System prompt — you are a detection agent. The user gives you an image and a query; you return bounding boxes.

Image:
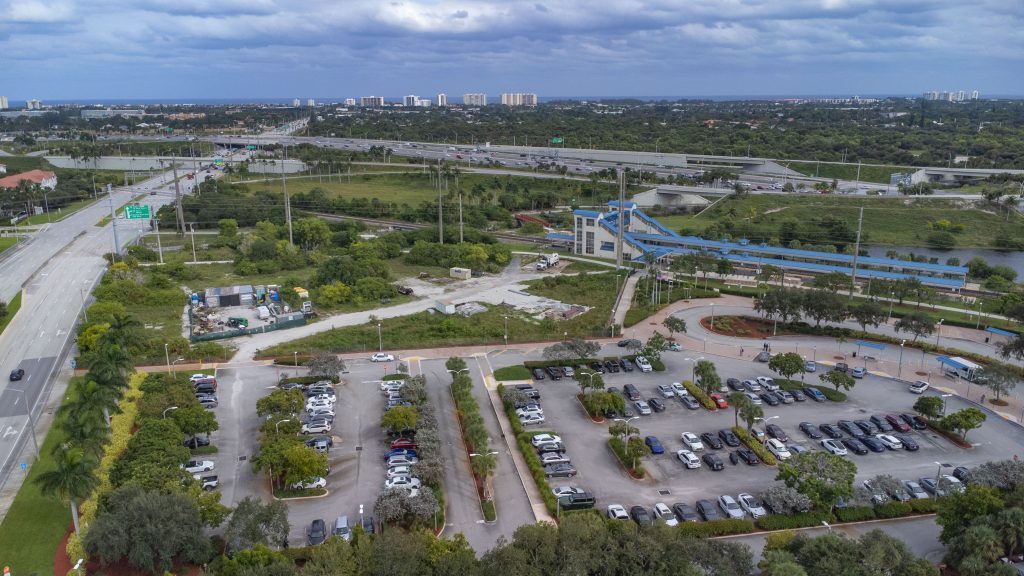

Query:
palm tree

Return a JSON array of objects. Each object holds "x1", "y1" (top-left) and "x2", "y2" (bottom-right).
[
  {"x1": 60, "y1": 379, "x2": 120, "y2": 429},
  {"x1": 104, "y1": 313, "x2": 140, "y2": 349},
  {"x1": 58, "y1": 410, "x2": 107, "y2": 458},
  {"x1": 728, "y1": 392, "x2": 750, "y2": 428},
  {"x1": 86, "y1": 341, "x2": 133, "y2": 391},
  {"x1": 739, "y1": 401, "x2": 764, "y2": 431},
  {"x1": 34, "y1": 446, "x2": 99, "y2": 538},
  {"x1": 993, "y1": 507, "x2": 1024, "y2": 556}
]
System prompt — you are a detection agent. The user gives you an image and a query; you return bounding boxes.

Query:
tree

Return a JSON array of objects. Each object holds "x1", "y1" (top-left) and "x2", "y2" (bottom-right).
[
  {"x1": 574, "y1": 369, "x2": 604, "y2": 395},
  {"x1": 818, "y1": 370, "x2": 855, "y2": 394},
  {"x1": 739, "y1": 399, "x2": 764, "y2": 431},
  {"x1": 281, "y1": 443, "x2": 329, "y2": 487},
  {"x1": 979, "y1": 363, "x2": 1019, "y2": 402},
  {"x1": 936, "y1": 485, "x2": 1005, "y2": 544},
  {"x1": 914, "y1": 396, "x2": 945, "y2": 419},
  {"x1": 694, "y1": 359, "x2": 721, "y2": 394},
  {"x1": 972, "y1": 459, "x2": 1024, "y2": 491},
  {"x1": 946, "y1": 525, "x2": 1004, "y2": 571},
  {"x1": 760, "y1": 550, "x2": 807, "y2": 576},
  {"x1": 940, "y1": 407, "x2": 987, "y2": 441},
  {"x1": 60, "y1": 377, "x2": 120, "y2": 430},
  {"x1": 849, "y1": 300, "x2": 886, "y2": 331},
  {"x1": 761, "y1": 485, "x2": 813, "y2": 515},
  {"x1": 401, "y1": 375, "x2": 428, "y2": 405},
  {"x1": 292, "y1": 217, "x2": 332, "y2": 251},
  {"x1": 470, "y1": 452, "x2": 497, "y2": 479},
  {"x1": 608, "y1": 421, "x2": 638, "y2": 440},
  {"x1": 84, "y1": 485, "x2": 212, "y2": 573},
  {"x1": 757, "y1": 265, "x2": 785, "y2": 287},
  {"x1": 625, "y1": 435, "x2": 651, "y2": 470},
  {"x1": 446, "y1": 356, "x2": 468, "y2": 372},
  {"x1": 223, "y1": 496, "x2": 291, "y2": 553},
  {"x1": 642, "y1": 332, "x2": 668, "y2": 362},
  {"x1": 728, "y1": 391, "x2": 750, "y2": 428},
  {"x1": 306, "y1": 351, "x2": 346, "y2": 379},
  {"x1": 895, "y1": 312, "x2": 936, "y2": 343},
  {"x1": 256, "y1": 388, "x2": 305, "y2": 418},
  {"x1": 892, "y1": 277, "x2": 922, "y2": 305},
  {"x1": 382, "y1": 405, "x2": 418, "y2": 432},
  {"x1": 715, "y1": 257, "x2": 734, "y2": 279},
  {"x1": 34, "y1": 446, "x2": 98, "y2": 538},
  {"x1": 801, "y1": 289, "x2": 847, "y2": 326},
  {"x1": 769, "y1": 352, "x2": 805, "y2": 381},
  {"x1": 776, "y1": 451, "x2": 857, "y2": 510},
  {"x1": 171, "y1": 405, "x2": 220, "y2": 437},
  {"x1": 810, "y1": 272, "x2": 852, "y2": 293},
  {"x1": 663, "y1": 316, "x2": 686, "y2": 339},
  {"x1": 542, "y1": 338, "x2": 600, "y2": 361},
  {"x1": 218, "y1": 218, "x2": 239, "y2": 239}
]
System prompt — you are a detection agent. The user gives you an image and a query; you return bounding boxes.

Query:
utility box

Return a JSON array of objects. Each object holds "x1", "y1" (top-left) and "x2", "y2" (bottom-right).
[
  {"x1": 434, "y1": 299, "x2": 456, "y2": 315},
  {"x1": 450, "y1": 267, "x2": 472, "y2": 280},
  {"x1": 256, "y1": 306, "x2": 271, "y2": 321}
]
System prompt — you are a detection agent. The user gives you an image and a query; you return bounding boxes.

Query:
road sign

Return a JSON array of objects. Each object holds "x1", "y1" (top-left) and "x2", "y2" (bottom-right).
[
  {"x1": 550, "y1": 137, "x2": 563, "y2": 144},
  {"x1": 123, "y1": 204, "x2": 151, "y2": 220},
  {"x1": 214, "y1": 158, "x2": 224, "y2": 165},
  {"x1": 246, "y1": 145, "x2": 256, "y2": 150}
]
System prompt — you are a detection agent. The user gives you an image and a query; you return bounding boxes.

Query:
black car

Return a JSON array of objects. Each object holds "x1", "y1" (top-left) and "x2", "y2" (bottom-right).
[
  {"x1": 727, "y1": 378, "x2": 744, "y2": 391},
  {"x1": 870, "y1": 415, "x2": 894, "y2": 433},
  {"x1": 620, "y1": 359, "x2": 635, "y2": 372},
  {"x1": 860, "y1": 436, "x2": 887, "y2": 453},
  {"x1": 696, "y1": 499, "x2": 721, "y2": 520},
  {"x1": 953, "y1": 466, "x2": 972, "y2": 483},
  {"x1": 607, "y1": 386, "x2": 620, "y2": 396},
  {"x1": 589, "y1": 362, "x2": 606, "y2": 374},
  {"x1": 841, "y1": 437, "x2": 869, "y2": 455},
  {"x1": 672, "y1": 502, "x2": 700, "y2": 522},
  {"x1": 820, "y1": 423, "x2": 844, "y2": 439},
  {"x1": 535, "y1": 442, "x2": 566, "y2": 454},
  {"x1": 308, "y1": 519, "x2": 327, "y2": 546},
  {"x1": 766, "y1": 424, "x2": 789, "y2": 442},
  {"x1": 799, "y1": 422, "x2": 823, "y2": 439},
  {"x1": 9, "y1": 368, "x2": 25, "y2": 381},
  {"x1": 854, "y1": 420, "x2": 879, "y2": 435},
  {"x1": 718, "y1": 429, "x2": 741, "y2": 447},
  {"x1": 700, "y1": 432, "x2": 723, "y2": 450},
  {"x1": 604, "y1": 360, "x2": 620, "y2": 373},
  {"x1": 545, "y1": 366, "x2": 563, "y2": 380},
  {"x1": 679, "y1": 395, "x2": 700, "y2": 410},
  {"x1": 894, "y1": 433, "x2": 919, "y2": 451},
  {"x1": 531, "y1": 368, "x2": 546, "y2": 380},
  {"x1": 305, "y1": 435, "x2": 334, "y2": 448},
  {"x1": 901, "y1": 413, "x2": 928, "y2": 430},
  {"x1": 515, "y1": 384, "x2": 541, "y2": 399},
  {"x1": 834, "y1": 362, "x2": 849, "y2": 373},
  {"x1": 618, "y1": 338, "x2": 642, "y2": 348},
  {"x1": 648, "y1": 398, "x2": 666, "y2": 413},
  {"x1": 630, "y1": 505, "x2": 653, "y2": 526},
  {"x1": 838, "y1": 420, "x2": 865, "y2": 438},
  {"x1": 361, "y1": 515, "x2": 376, "y2": 534},
  {"x1": 184, "y1": 435, "x2": 210, "y2": 449},
  {"x1": 604, "y1": 406, "x2": 621, "y2": 419},
  {"x1": 759, "y1": 392, "x2": 780, "y2": 406},
  {"x1": 702, "y1": 453, "x2": 725, "y2": 471},
  {"x1": 735, "y1": 448, "x2": 760, "y2": 465}
]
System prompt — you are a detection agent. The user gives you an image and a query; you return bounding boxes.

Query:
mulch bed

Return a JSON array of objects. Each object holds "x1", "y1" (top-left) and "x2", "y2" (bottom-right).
[{"x1": 700, "y1": 315, "x2": 797, "y2": 339}]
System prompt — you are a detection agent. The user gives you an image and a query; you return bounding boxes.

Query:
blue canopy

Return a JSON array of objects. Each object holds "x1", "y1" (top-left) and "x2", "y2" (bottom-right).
[
  {"x1": 854, "y1": 340, "x2": 886, "y2": 351},
  {"x1": 986, "y1": 327, "x2": 1018, "y2": 338}
]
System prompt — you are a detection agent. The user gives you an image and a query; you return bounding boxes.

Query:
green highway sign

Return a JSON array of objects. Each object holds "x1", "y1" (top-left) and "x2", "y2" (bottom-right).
[
  {"x1": 550, "y1": 137, "x2": 563, "y2": 144},
  {"x1": 123, "y1": 204, "x2": 151, "y2": 220},
  {"x1": 246, "y1": 145, "x2": 256, "y2": 150}
]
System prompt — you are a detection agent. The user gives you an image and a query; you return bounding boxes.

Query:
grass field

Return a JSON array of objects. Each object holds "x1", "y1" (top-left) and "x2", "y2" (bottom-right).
[
  {"x1": 0, "y1": 237, "x2": 17, "y2": 254},
  {"x1": 783, "y1": 161, "x2": 914, "y2": 184},
  {"x1": 245, "y1": 172, "x2": 443, "y2": 205},
  {"x1": 655, "y1": 194, "x2": 1024, "y2": 249},
  {"x1": 0, "y1": 290, "x2": 23, "y2": 334}
]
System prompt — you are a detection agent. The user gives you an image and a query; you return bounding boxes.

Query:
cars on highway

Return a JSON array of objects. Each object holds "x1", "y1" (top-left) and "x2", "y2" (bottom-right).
[{"x1": 9, "y1": 368, "x2": 25, "y2": 381}]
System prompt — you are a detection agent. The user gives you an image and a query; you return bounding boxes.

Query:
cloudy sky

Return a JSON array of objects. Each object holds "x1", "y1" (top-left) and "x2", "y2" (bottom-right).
[{"x1": 1, "y1": 0, "x2": 1021, "y2": 101}]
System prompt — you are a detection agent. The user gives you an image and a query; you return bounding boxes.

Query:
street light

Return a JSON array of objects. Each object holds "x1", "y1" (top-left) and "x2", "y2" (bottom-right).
[
  {"x1": 377, "y1": 323, "x2": 383, "y2": 352},
  {"x1": 888, "y1": 292, "x2": 895, "y2": 320},
  {"x1": 710, "y1": 303, "x2": 715, "y2": 330},
  {"x1": 821, "y1": 521, "x2": 832, "y2": 532},
  {"x1": 613, "y1": 416, "x2": 641, "y2": 469},
  {"x1": 935, "y1": 319, "x2": 944, "y2": 347},
  {"x1": 294, "y1": 351, "x2": 298, "y2": 367},
  {"x1": 275, "y1": 419, "x2": 293, "y2": 434},
  {"x1": 975, "y1": 299, "x2": 984, "y2": 330},
  {"x1": 165, "y1": 343, "x2": 172, "y2": 374},
  {"x1": 933, "y1": 462, "x2": 953, "y2": 498},
  {"x1": 504, "y1": 315, "x2": 509, "y2": 347},
  {"x1": 684, "y1": 357, "x2": 704, "y2": 383},
  {"x1": 163, "y1": 406, "x2": 179, "y2": 419},
  {"x1": 898, "y1": 340, "x2": 906, "y2": 380},
  {"x1": 940, "y1": 393, "x2": 953, "y2": 417}
]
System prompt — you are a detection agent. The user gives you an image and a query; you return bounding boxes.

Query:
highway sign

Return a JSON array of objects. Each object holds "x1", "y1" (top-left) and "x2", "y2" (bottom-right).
[
  {"x1": 124, "y1": 204, "x2": 151, "y2": 220},
  {"x1": 246, "y1": 145, "x2": 256, "y2": 150},
  {"x1": 550, "y1": 137, "x2": 563, "y2": 144},
  {"x1": 214, "y1": 158, "x2": 224, "y2": 165}
]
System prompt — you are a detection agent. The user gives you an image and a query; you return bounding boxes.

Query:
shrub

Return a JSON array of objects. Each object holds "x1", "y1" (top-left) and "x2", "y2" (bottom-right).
[
  {"x1": 732, "y1": 426, "x2": 777, "y2": 466},
  {"x1": 835, "y1": 506, "x2": 876, "y2": 522},
  {"x1": 383, "y1": 373, "x2": 409, "y2": 381},
  {"x1": 777, "y1": 379, "x2": 847, "y2": 402},
  {"x1": 278, "y1": 375, "x2": 340, "y2": 385},
  {"x1": 524, "y1": 358, "x2": 599, "y2": 370},
  {"x1": 874, "y1": 501, "x2": 913, "y2": 519},
  {"x1": 676, "y1": 518, "x2": 755, "y2": 537},
  {"x1": 494, "y1": 365, "x2": 532, "y2": 381},
  {"x1": 909, "y1": 498, "x2": 939, "y2": 513},
  {"x1": 607, "y1": 437, "x2": 646, "y2": 478},
  {"x1": 756, "y1": 510, "x2": 834, "y2": 530},
  {"x1": 683, "y1": 380, "x2": 716, "y2": 411}
]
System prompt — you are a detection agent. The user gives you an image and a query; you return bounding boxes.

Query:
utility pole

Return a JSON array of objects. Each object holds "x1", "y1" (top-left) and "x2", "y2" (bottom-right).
[
  {"x1": 458, "y1": 190, "x2": 464, "y2": 244},
  {"x1": 281, "y1": 152, "x2": 293, "y2": 245},
  {"x1": 615, "y1": 171, "x2": 625, "y2": 268},
  {"x1": 189, "y1": 222, "x2": 198, "y2": 263},
  {"x1": 849, "y1": 206, "x2": 864, "y2": 300},
  {"x1": 171, "y1": 160, "x2": 185, "y2": 236},
  {"x1": 106, "y1": 184, "x2": 121, "y2": 256},
  {"x1": 437, "y1": 159, "x2": 444, "y2": 245},
  {"x1": 154, "y1": 218, "x2": 164, "y2": 264}
]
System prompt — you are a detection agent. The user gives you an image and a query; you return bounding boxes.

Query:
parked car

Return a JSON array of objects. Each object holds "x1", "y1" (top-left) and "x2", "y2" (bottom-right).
[
  {"x1": 841, "y1": 438, "x2": 869, "y2": 455},
  {"x1": 765, "y1": 439, "x2": 791, "y2": 460},
  {"x1": 790, "y1": 389, "x2": 807, "y2": 402},
  {"x1": 838, "y1": 420, "x2": 865, "y2": 438},
  {"x1": 301, "y1": 421, "x2": 332, "y2": 434},
  {"x1": 854, "y1": 419, "x2": 879, "y2": 435},
  {"x1": 653, "y1": 502, "x2": 679, "y2": 526},
  {"x1": 619, "y1": 359, "x2": 634, "y2": 372},
  {"x1": 657, "y1": 384, "x2": 675, "y2": 398},
  {"x1": 630, "y1": 505, "x2": 653, "y2": 526},
  {"x1": 745, "y1": 392, "x2": 763, "y2": 405},
  {"x1": 9, "y1": 368, "x2": 25, "y2": 381},
  {"x1": 603, "y1": 360, "x2": 620, "y2": 373},
  {"x1": 385, "y1": 476, "x2": 421, "y2": 490},
  {"x1": 588, "y1": 362, "x2": 606, "y2": 374},
  {"x1": 308, "y1": 519, "x2": 327, "y2": 546},
  {"x1": 699, "y1": 432, "x2": 723, "y2": 450},
  {"x1": 644, "y1": 436, "x2": 665, "y2": 455},
  {"x1": 515, "y1": 384, "x2": 540, "y2": 399},
  {"x1": 709, "y1": 393, "x2": 729, "y2": 408},
  {"x1": 820, "y1": 423, "x2": 844, "y2": 439},
  {"x1": 894, "y1": 433, "x2": 919, "y2": 451},
  {"x1": 821, "y1": 439, "x2": 848, "y2": 455},
  {"x1": 634, "y1": 400, "x2": 652, "y2": 416},
  {"x1": 734, "y1": 448, "x2": 760, "y2": 465},
  {"x1": 545, "y1": 366, "x2": 563, "y2": 380},
  {"x1": 799, "y1": 422, "x2": 823, "y2": 439},
  {"x1": 718, "y1": 429, "x2": 741, "y2": 447},
  {"x1": 681, "y1": 432, "x2": 704, "y2": 451},
  {"x1": 901, "y1": 413, "x2": 928, "y2": 430},
  {"x1": 535, "y1": 441, "x2": 566, "y2": 454},
  {"x1": 539, "y1": 452, "x2": 571, "y2": 465},
  {"x1": 552, "y1": 485, "x2": 586, "y2": 498},
  {"x1": 875, "y1": 434, "x2": 904, "y2": 450},
  {"x1": 860, "y1": 436, "x2": 887, "y2": 453},
  {"x1": 648, "y1": 398, "x2": 666, "y2": 413},
  {"x1": 756, "y1": 376, "x2": 778, "y2": 391},
  {"x1": 738, "y1": 492, "x2": 767, "y2": 519},
  {"x1": 909, "y1": 380, "x2": 930, "y2": 394},
  {"x1": 743, "y1": 380, "x2": 762, "y2": 392},
  {"x1": 766, "y1": 424, "x2": 789, "y2": 442},
  {"x1": 618, "y1": 338, "x2": 641, "y2": 348},
  {"x1": 183, "y1": 460, "x2": 215, "y2": 474},
  {"x1": 677, "y1": 449, "x2": 701, "y2": 469},
  {"x1": 531, "y1": 368, "x2": 546, "y2": 380},
  {"x1": 370, "y1": 353, "x2": 395, "y2": 362},
  {"x1": 544, "y1": 463, "x2": 578, "y2": 478},
  {"x1": 754, "y1": 351, "x2": 771, "y2": 362},
  {"x1": 679, "y1": 395, "x2": 700, "y2": 410},
  {"x1": 562, "y1": 366, "x2": 575, "y2": 377},
  {"x1": 672, "y1": 502, "x2": 700, "y2": 522},
  {"x1": 390, "y1": 437, "x2": 417, "y2": 449},
  {"x1": 532, "y1": 434, "x2": 562, "y2": 446},
  {"x1": 885, "y1": 414, "x2": 911, "y2": 433},
  {"x1": 702, "y1": 453, "x2": 725, "y2": 471},
  {"x1": 804, "y1": 387, "x2": 827, "y2": 402},
  {"x1": 634, "y1": 356, "x2": 653, "y2": 372},
  {"x1": 606, "y1": 504, "x2": 629, "y2": 520},
  {"x1": 904, "y1": 480, "x2": 929, "y2": 499},
  {"x1": 834, "y1": 362, "x2": 849, "y2": 373},
  {"x1": 804, "y1": 361, "x2": 817, "y2": 373},
  {"x1": 696, "y1": 499, "x2": 721, "y2": 520},
  {"x1": 953, "y1": 466, "x2": 972, "y2": 484},
  {"x1": 386, "y1": 455, "x2": 418, "y2": 467},
  {"x1": 291, "y1": 476, "x2": 327, "y2": 490},
  {"x1": 184, "y1": 435, "x2": 210, "y2": 449},
  {"x1": 519, "y1": 413, "x2": 545, "y2": 426},
  {"x1": 776, "y1": 390, "x2": 795, "y2": 404},
  {"x1": 852, "y1": 367, "x2": 867, "y2": 378}
]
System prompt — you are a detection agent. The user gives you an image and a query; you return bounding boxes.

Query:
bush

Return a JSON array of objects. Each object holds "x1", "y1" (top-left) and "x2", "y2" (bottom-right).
[
  {"x1": 494, "y1": 365, "x2": 532, "y2": 381},
  {"x1": 383, "y1": 373, "x2": 409, "y2": 381},
  {"x1": 607, "y1": 437, "x2": 646, "y2": 478},
  {"x1": 777, "y1": 379, "x2": 847, "y2": 402},
  {"x1": 874, "y1": 501, "x2": 913, "y2": 519},
  {"x1": 909, "y1": 498, "x2": 939, "y2": 513},
  {"x1": 278, "y1": 375, "x2": 340, "y2": 385},
  {"x1": 756, "y1": 510, "x2": 834, "y2": 530},
  {"x1": 835, "y1": 506, "x2": 876, "y2": 522},
  {"x1": 676, "y1": 518, "x2": 755, "y2": 537},
  {"x1": 524, "y1": 358, "x2": 599, "y2": 370},
  {"x1": 683, "y1": 380, "x2": 716, "y2": 411},
  {"x1": 501, "y1": 397, "x2": 558, "y2": 516},
  {"x1": 732, "y1": 426, "x2": 777, "y2": 466}
]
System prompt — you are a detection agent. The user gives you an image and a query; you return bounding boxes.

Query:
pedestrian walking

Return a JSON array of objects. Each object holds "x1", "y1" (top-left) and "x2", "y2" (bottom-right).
[
  {"x1": 980, "y1": 394, "x2": 986, "y2": 404},
  {"x1": 740, "y1": 347, "x2": 744, "y2": 356}
]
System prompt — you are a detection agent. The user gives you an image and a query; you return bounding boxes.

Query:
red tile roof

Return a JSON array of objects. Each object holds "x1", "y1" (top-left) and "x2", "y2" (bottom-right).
[{"x1": 0, "y1": 169, "x2": 56, "y2": 189}]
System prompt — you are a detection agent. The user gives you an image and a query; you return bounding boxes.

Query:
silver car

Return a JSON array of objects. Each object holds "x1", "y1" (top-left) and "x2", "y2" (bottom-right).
[{"x1": 718, "y1": 495, "x2": 745, "y2": 519}]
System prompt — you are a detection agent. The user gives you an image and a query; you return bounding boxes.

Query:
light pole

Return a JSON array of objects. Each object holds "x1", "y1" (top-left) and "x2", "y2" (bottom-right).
[
  {"x1": 275, "y1": 419, "x2": 292, "y2": 434},
  {"x1": 898, "y1": 340, "x2": 906, "y2": 379},
  {"x1": 189, "y1": 222, "x2": 198, "y2": 263},
  {"x1": 163, "y1": 406, "x2": 179, "y2": 419},
  {"x1": 933, "y1": 462, "x2": 953, "y2": 498},
  {"x1": 377, "y1": 323, "x2": 383, "y2": 352},
  {"x1": 685, "y1": 357, "x2": 704, "y2": 383},
  {"x1": 9, "y1": 389, "x2": 39, "y2": 456},
  {"x1": 447, "y1": 368, "x2": 470, "y2": 378},
  {"x1": 975, "y1": 299, "x2": 983, "y2": 330},
  {"x1": 613, "y1": 416, "x2": 641, "y2": 469},
  {"x1": 935, "y1": 319, "x2": 944, "y2": 347},
  {"x1": 294, "y1": 351, "x2": 298, "y2": 367},
  {"x1": 165, "y1": 343, "x2": 172, "y2": 374},
  {"x1": 74, "y1": 559, "x2": 84, "y2": 576},
  {"x1": 888, "y1": 292, "x2": 895, "y2": 320},
  {"x1": 940, "y1": 393, "x2": 953, "y2": 417},
  {"x1": 504, "y1": 315, "x2": 509, "y2": 347},
  {"x1": 359, "y1": 504, "x2": 364, "y2": 531},
  {"x1": 710, "y1": 303, "x2": 715, "y2": 330},
  {"x1": 821, "y1": 521, "x2": 832, "y2": 532},
  {"x1": 813, "y1": 347, "x2": 817, "y2": 362}
]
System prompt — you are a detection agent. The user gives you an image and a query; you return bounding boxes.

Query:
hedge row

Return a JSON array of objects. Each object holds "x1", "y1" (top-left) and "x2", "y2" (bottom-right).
[
  {"x1": 498, "y1": 385, "x2": 561, "y2": 517},
  {"x1": 524, "y1": 358, "x2": 599, "y2": 369},
  {"x1": 607, "y1": 437, "x2": 647, "y2": 479},
  {"x1": 910, "y1": 498, "x2": 939, "y2": 513},
  {"x1": 683, "y1": 380, "x2": 717, "y2": 411},
  {"x1": 755, "y1": 510, "x2": 834, "y2": 531},
  {"x1": 835, "y1": 506, "x2": 877, "y2": 522},
  {"x1": 874, "y1": 501, "x2": 913, "y2": 519},
  {"x1": 279, "y1": 374, "x2": 340, "y2": 385},
  {"x1": 383, "y1": 373, "x2": 409, "y2": 381},
  {"x1": 732, "y1": 426, "x2": 777, "y2": 466},
  {"x1": 676, "y1": 518, "x2": 755, "y2": 537}
]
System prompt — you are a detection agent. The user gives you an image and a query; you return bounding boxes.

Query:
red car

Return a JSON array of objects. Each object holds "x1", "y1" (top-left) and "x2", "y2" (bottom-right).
[
  {"x1": 885, "y1": 414, "x2": 911, "y2": 433},
  {"x1": 709, "y1": 394, "x2": 729, "y2": 409},
  {"x1": 390, "y1": 438, "x2": 417, "y2": 450}
]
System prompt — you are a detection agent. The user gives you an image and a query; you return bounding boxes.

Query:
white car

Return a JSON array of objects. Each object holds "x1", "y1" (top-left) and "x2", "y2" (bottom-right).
[
  {"x1": 302, "y1": 421, "x2": 332, "y2": 434},
  {"x1": 909, "y1": 380, "x2": 930, "y2": 394},
  {"x1": 653, "y1": 502, "x2": 679, "y2": 526},
  {"x1": 635, "y1": 356, "x2": 653, "y2": 373},
  {"x1": 634, "y1": 400, "x2": 652, "y2": 415},
  {"x1": 765, "y1": 439, "x2": 791, "y2": 460},
  {"x1": 745, "y1": 392, "x2": 763, "y2": 405},
  {"x1": 516, "y1": 406, "x2": 544, "y2": 418},
  {"x1": 718, "y1": 495, "x2": 745, "y2": 519},
  {"x1": 540, "y1": 452, "x2": 571, "y2": 465},
  {"x1": 677, "y1": 449, "x2": 701, "y2": 469},
  {"x1": 290, "y1": 476, "x2": 327, "y2": 490},
  {"x1": 306, "y1": 401, "x2": 334, "y2": 414},
  {"x1": 657, "y1": 384, "x2": 675, "y2": 398},
  {"x1": 386, "y1": 455, "x2": 418, "y2": 467},
  {"x1": 821, "y1": 439, "x2": 847, "y2": 456},
  {"x1": 876, "y1": 434, "x2": 904, "y2": 450},
  {"x1": 371, "y1": 353, "x2": 395, "y2": 362},
  {"x1": 671, "y1": 382, "x2": 688, "y2": 396},
  {"x1": 386, "y1": 465, "x2": 412, "y2": 478},
  {"x1": 552, "y1": 485, "x2": 585, "y2": 498},
  {"x1": 308, "y1": 408, "x2": 336, "y2": 420},
  {"x1": 380, "y1": 380, "x2": 405, "y2": 391},
  {"x1": 532, "y1": 434, "x2": 562, "y2": 447},
  {"x1": 189, "y1": 373, "x2": 210, "y2": 382},
  {"x1": 183, "y1": 460, "x2": 215, "y2": 474},
  {"x1": 384, "y1": 476, "x2": 421, "y2": 490},
  {"x1": 681, "y1": 432, "x2": 704, "y2": 452},
  {"x1": 606, "y1": 504, "x2": 629, "y2": 520},
  {"x1": 756, "y1": 376, "x2": 779, "y2": 391},
  {"x1": 309, "y1": 392, "x2": 337, "y2": 403},
  {"x1": 519, "y1": 413, "x2": 545, "y2": 426},
  {"x1": 738, "y1": 492, "x2": 767, "y2": 519},
  {"x1": 941, "y1": 475, "x2": 966, "y2": 494}
]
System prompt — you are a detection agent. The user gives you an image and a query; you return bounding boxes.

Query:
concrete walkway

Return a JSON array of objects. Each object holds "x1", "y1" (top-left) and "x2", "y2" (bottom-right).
[{"x1": 612, "y1": 273, "x2": 640, "y2": 328}]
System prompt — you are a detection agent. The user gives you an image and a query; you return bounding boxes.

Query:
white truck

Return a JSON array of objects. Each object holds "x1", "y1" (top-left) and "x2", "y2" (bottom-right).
[{"x1": 535, "y1": 253, "x2": 560, "y2": 270}]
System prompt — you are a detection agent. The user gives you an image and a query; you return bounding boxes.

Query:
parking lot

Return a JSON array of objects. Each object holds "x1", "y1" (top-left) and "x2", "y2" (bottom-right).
[{"x1": 489, "y1": 344, "x2": 1024, "y2": 519}]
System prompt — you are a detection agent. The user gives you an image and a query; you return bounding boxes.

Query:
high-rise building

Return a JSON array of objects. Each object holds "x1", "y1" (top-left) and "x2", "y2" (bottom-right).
[
  {"x1": 26, "y1": 99, "x2": 41, "y2": 110},
  {"x1": 360, "y1": 96, "x2": 385, "y2": 107},
  {"x1": 501, "y1": 92, "x2": 538, "y2": 106},
  {"x1": 956, "y1": 90, "x2": 966, "y2": 102},
  {"x1": 0, "y1": 96, "x2": 8, "y2": 110},
  {"x1": 971, "y1": 90, "x2": 980, "y2": 100},
  {"x1": 344, "y1": 98, "x2": 357, "y2": 106},
  {"x1": 307, "y1": 98, "x2": 316, "y2": 107},
  {"x1": 416, "y1": 98, "x2": 432, "y2": 107},
  {"x1": 437, "y1": 93, "x2": 447, "y2": 107},
  {"x1": 463, "y1": 93, "x2": 487, "y2": 106},
  {"x1": 403, "y1": 95, "x2": 418, "y2": 107},
  {"x1": 292, "y1": 98, "x2": 301, "y2": 107}
]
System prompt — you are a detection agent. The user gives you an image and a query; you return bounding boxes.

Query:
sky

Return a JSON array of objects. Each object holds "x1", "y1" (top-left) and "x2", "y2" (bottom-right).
[{"x1": 0, "y1": 0, "x2": 1021, "y2": 101}]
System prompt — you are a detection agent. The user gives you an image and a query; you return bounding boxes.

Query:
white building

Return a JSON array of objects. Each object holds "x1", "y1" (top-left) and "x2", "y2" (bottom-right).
[
  {"x1": 26, "y1": 99, "x2": 41, "y2": 110},
  {"x1": 403, "y1": 95, "x2": 418, "y2": 107},
  {"x1": 463, "y1": 93, "x2": 487, "y2": 106},
  {"x1": 307, "y1": 98, "x2": 316, "y2": 107},
  {"x1": 416, "y1": 98, "x2": 432, "y2": 107},
  {"x1": 436, "y1": 93, "x2": 447, "y2": 107},
  {"x1": 292, "y1": 98, "x2": 301, "y2": 107},
  {"x1": 0, "y1": 96, "x2": 7, "y2": 110},
  {"x1": 344, "y1": 98, "x2": 357, "y2": 106},
  {"x1": 971, "y1": 90, "x2": 980, "y2": 100},
  {"x1": 501, "y1": 92, "x2": 538, "y2": 106},
  {"x1": 360, "y1": 96, "x2": 385, "y2": 107}
]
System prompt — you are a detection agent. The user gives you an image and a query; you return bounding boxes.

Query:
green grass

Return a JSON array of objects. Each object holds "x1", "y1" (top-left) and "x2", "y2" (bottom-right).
[
  {"x1": 17, "y1": 197, "x2": 99, "y2": 226},
  {"x1": 655, "y1": 194, "x2": 1024, "y2": 249},
  {"x1": 0, "y1": 237, "x2": 17, "y2": 254},
  {"x1": 784, "y1": 161, "x2": 914, "y2": 184},
  {"x1": 245, "y1": 172, "x2": 443, "y2": 205},
  {"x1": 482, "y1": 500, "x2": 496, "y2": 522},
  {"x1": 95, "y1": 194, "x2": 147, "y2": 227},
  {"x1": 0, "y1": 290, "x2": 23, "y2": 335},
  {"x1": 494, "y1": 365, "x2": 532, "y2": 381},
  {"x1": 0, "y1": 378, "x2": 84, "y2": 576}
]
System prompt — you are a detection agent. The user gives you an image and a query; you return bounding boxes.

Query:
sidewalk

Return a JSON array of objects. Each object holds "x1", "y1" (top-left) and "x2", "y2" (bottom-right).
[{"x1": 612, "y1": 273, "x2": 640, "y2": 327}]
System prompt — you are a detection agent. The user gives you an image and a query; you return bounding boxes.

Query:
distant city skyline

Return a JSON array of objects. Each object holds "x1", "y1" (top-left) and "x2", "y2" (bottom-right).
[{"x1": 0, "y1": 1, "x2": 1019, "y2": 100}]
